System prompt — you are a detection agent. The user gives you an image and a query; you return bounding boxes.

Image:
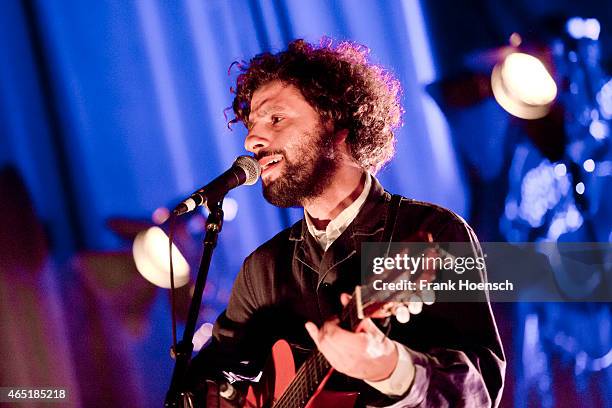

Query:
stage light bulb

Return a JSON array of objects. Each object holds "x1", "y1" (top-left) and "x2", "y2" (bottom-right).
[
  {"x1": 492, "y1": 53, "x2": 557, "y2": 119},
  {"x1": 133, "y1": 226, "x2": 190, "y2": 288},
  {"x1": 502, "y1": 53, "x2": 557, "y2": 105}
]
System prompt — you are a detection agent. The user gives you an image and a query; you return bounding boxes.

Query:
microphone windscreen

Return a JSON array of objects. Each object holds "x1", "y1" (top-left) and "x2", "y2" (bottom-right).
[{"x1": 234, "y1": 155, "x2": 261, "y2": 185}]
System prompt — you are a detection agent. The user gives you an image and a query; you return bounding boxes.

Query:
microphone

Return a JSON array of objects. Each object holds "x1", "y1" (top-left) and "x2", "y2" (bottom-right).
[{"x1": 172, "y1": 156, "x2": 261, "y2": 216}]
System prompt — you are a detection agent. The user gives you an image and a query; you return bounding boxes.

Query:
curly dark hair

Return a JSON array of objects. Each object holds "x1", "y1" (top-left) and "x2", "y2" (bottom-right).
[{"x1": 229, "y1": 39, "x2": 403, "y2": 174}]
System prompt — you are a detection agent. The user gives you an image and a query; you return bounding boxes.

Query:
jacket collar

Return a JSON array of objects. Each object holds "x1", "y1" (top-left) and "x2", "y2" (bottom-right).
[
  {"x1": 289, "y1": 175, "x2": 391, "y2": 241},
  {"x1": 289, "y1": 176, "x2": 392, "y2": 279}
]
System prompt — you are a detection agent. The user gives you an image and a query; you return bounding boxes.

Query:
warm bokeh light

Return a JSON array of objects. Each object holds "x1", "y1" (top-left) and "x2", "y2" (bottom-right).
[
  {"x1": 509, "y1": 32, "x2": 522, "y2": 47},
  {"x1": 502, "y1": 53, "x2": 557, "y2": 105},
  {"x1": 491, "y1": 52, "x2": 558, "y2": 119},
  {"x1": 132, "y1": 226, "x2": 190, "y2": 288},
  {"x1": 152, "y1": 207, "x2": 171, "y2": 224}
]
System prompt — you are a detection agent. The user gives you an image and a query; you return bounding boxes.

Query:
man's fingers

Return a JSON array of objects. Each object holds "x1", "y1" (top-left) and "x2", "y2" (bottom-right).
[
  {"x1": 304, "y1": 318, "x2": 397, "y2": 379},
  {"x1": 305, "y1": 322, "x2": 320, "y2": 346},
  {"x1": 340, "y1": 293, "x2": 352, "y2": 306},
  {"x1": 307, "y1": 319, "x2": 358, "y2": 350}
]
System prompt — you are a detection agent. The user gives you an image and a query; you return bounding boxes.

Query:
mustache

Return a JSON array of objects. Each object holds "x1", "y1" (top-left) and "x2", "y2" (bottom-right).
[{"x1": 255, "y1": 149, "x2": 285, "y2": 161}]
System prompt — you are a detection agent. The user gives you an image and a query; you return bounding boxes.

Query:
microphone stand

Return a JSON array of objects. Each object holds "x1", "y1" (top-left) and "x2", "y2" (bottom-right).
[{"x1": 165, "y1": 197, "x2": 225, "y2": 407}]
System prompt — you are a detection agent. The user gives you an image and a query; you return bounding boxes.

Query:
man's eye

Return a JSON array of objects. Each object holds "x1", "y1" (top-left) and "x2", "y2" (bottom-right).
[{"x1": 271, "y1": 116, "x2": 283, "y2": 125}]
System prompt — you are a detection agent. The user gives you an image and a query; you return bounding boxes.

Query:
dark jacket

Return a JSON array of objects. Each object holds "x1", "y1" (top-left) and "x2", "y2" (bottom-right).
[{"x1": 188, "y1": 177, "x2": 505, "y2": 407}]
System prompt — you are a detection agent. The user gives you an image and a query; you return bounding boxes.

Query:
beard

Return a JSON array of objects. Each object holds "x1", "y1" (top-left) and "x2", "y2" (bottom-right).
[{"x1": 262, "y1": 127, "x2": 339, "y2": 208}]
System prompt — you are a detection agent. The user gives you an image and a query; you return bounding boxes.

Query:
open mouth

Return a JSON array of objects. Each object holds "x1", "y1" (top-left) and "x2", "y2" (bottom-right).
[{"x1": 259, "y1": 154, "x2": 284, "y2": 176}]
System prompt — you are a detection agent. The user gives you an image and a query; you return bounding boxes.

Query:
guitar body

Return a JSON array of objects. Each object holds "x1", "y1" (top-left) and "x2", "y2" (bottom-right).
[{"x1": 244, "y1": 340, "x2": 358, "y2": 408}]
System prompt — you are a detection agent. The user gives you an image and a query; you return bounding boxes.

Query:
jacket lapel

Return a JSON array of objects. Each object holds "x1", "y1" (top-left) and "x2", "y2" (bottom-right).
[{"x1": 293, "y1": 176, "x2": 392, "y2": 287}]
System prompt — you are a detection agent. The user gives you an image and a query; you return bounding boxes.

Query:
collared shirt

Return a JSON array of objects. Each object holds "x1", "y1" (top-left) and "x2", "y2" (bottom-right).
[
  {"x1": 304, "y1": 172, "x2": 414, "y2": 398},
  {"x1": 305, "y1": 172, "x2": 372, "y2": 251}
]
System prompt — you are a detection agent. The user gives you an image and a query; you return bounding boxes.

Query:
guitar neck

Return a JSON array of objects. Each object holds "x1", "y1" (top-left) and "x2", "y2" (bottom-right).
[{"x1": 273, "y1": 297, "x2": 362, "y2": 408}]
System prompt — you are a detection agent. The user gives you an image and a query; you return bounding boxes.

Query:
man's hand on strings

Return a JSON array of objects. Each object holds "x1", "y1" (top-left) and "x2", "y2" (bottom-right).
[{"x1": 304, "y1": 293, "x2": 399, "y2": 382}]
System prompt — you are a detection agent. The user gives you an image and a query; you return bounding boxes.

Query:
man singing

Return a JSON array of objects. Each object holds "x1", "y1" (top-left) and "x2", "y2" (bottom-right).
[{"x1": 187, "y1": 39, "x2": 505, "y2": 407}]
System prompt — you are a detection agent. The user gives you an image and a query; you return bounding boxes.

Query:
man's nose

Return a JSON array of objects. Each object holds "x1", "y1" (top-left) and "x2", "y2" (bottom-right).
[{"x1": 244, "y1": 130, "x2": 269, "y2": 154}]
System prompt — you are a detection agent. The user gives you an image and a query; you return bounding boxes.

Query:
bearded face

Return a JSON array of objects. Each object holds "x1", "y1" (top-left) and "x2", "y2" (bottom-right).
[
  {"x1": 245, "y1": 81, "x2": 342, "y2": 207},
  {"x1": 260, "y1": 125, "x2": 338, "y2": 208}
]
